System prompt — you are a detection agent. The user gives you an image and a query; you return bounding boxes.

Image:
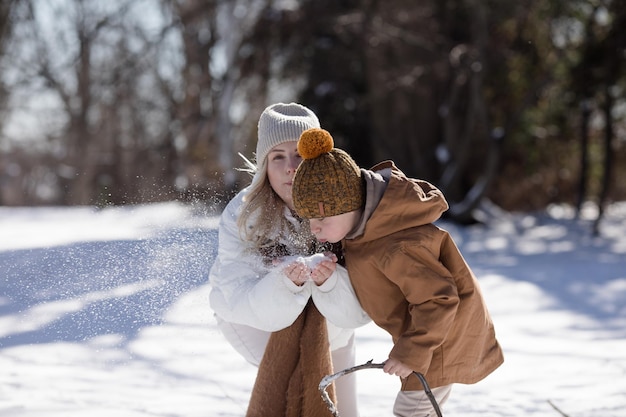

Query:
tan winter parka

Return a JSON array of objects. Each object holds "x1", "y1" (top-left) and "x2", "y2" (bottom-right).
[{"x1": 344, "y1": 161, "x2": 504, "y2": 390}]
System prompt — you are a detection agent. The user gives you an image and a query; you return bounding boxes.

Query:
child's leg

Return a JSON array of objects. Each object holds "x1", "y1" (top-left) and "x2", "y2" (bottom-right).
[
  {"x1": 330, "y1": 334, "x2": 360, "y2": 417},
  {"x1": 392, "y1": 384, "x2": 452, "y2": 417}
]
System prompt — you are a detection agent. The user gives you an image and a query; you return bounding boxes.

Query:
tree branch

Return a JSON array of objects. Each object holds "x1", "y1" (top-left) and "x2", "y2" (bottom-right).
[
  {"x1": 319, "y1": 360, "x2": 384, "y2": 417},
  {"x1": 547, "y1": 400, "x2": 570, "y2": 417},
  {"x1": 319, "y1": 360, "x2": 443, "y2": 417}
]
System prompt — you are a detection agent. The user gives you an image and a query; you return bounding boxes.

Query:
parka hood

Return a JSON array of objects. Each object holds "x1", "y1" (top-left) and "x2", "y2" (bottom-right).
[{"x1": 349, "y1": 161, "x2": 449, "y2": 243}]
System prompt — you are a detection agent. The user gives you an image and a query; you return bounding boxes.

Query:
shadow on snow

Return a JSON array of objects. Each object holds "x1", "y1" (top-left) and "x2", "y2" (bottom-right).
[{"x1": 0, "y1": 227, "x2": 218, "y2": 349}]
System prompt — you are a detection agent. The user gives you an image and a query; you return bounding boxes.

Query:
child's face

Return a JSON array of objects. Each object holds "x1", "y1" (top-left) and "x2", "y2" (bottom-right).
[{"x1": 309, "y1": 210, "x2": 360, "y2": 243}]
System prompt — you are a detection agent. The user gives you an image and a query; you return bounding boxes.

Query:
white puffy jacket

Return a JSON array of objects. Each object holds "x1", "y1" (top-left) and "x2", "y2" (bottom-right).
[{"x1": 209, "y1": 188, "x2": 370, "y2": 352}]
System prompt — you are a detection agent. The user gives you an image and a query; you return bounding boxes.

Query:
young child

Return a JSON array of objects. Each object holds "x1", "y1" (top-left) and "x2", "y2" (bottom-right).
[{"x1": 291, "y1": 128, "x2": 504, "y2": 417}]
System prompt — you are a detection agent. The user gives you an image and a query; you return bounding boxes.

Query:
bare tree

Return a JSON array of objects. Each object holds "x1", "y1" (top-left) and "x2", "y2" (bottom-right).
[
  {"x1": 3, "y1": 0, "x2": 187, "y2": 205},
  {"x1": 2, "y1": 0, "x2": 302, "y2": 206},
  {"x1": 571, "y1": 0, "x2": 625, "y2": 234},
  {"x1": 160, "y1": 0, "x2": 332, "y2": 207},
  {"x1": 2, "y1": 0, "x2": 623, "y2": 211}
]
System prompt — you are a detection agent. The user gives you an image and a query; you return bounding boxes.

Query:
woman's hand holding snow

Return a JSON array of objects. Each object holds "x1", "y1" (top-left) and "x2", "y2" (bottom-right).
[
  {"x1": 277, "y1": 252, "x2": 370, "y2": 330},
  {"x1": 278, "y1": 253, "x2": 336, "y2": 286},
  {"x1": 311, "y1": 252, "x2": 338, "y2": 285},
  {"x1": 210, "y1": 192, "x2": 368, "y2": 333}
]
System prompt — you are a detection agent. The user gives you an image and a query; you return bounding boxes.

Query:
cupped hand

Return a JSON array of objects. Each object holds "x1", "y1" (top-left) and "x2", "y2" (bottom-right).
[
  {"x1": 281, "y1": 252, "x2": 338, "y2": 286},
  {"x1": 282, "y1": 261, "x2": 311, "y2": 286},
  {"x1": 310, "y1": 252, "x2": 338, "y2": 285}
]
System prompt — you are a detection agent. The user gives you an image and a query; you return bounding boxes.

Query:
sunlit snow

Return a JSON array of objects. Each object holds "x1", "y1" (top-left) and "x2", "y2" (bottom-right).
[{"x1": 0, "y1": 201, "x2": 624, "y2": 416}]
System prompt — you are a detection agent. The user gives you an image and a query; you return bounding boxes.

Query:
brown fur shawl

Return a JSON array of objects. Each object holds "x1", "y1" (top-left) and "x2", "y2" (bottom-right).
[{"x1": 246, "y1": 300, "x2": 336, "y2": 417}]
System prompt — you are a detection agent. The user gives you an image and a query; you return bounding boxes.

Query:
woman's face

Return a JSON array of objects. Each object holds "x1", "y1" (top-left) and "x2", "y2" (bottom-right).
[{"x1": 266, "y1": 141, "x2": 302, "y2": 210}]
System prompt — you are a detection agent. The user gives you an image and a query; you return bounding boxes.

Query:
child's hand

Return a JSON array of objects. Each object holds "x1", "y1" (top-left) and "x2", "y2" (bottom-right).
[{"x1": 383, "y1": 358, "x2": 413, "y2": 378}]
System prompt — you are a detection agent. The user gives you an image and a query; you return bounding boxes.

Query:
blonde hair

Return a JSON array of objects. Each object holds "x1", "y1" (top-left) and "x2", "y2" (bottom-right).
[{"x1": 236, "y1": 155, "x2": 312, "y2": 254}]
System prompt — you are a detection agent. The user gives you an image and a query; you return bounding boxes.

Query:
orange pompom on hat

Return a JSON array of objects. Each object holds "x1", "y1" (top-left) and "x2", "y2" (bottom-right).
[{"x1": 293, "y1": 128, "x2": 364, "y2": 219}]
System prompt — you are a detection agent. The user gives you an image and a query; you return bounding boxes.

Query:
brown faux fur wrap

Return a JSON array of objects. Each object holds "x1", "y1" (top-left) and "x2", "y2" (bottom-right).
[{"x1": 246, "y1": 300, "x2": 336, "y2": 417}]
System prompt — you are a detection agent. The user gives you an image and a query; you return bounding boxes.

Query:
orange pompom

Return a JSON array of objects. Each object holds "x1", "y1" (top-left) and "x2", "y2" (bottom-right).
[{"x1": 298, "y1": 128, "x2": 334, "y2": 160}]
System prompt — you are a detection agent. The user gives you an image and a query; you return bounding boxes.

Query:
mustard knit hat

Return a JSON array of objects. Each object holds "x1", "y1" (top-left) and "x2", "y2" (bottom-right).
[
  {"x1": 256, "y1": 103, "x2": 320, "y2": 166},
  {"x1": 293, "y1": 128, "x2": 364, "y2": 219}
]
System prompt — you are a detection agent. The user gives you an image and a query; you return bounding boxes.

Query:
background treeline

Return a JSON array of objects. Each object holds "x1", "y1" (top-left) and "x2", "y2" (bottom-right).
[{"x1": 0, "y1": 0, "x2": 624, "y2": 225}]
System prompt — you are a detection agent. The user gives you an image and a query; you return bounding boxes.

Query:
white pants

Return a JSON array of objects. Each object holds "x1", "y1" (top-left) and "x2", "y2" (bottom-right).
[
  {"x1": 217, "y1": 318, "x2": 360, "y2": 417},
  {"x1": 393, "y1": 384, "x2": 452, "y2": 417}
]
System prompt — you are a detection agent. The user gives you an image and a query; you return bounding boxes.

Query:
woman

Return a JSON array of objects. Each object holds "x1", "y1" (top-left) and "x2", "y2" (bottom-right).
[{"x1": 209, "y1": 103, "x2": 370, "y2": 417}]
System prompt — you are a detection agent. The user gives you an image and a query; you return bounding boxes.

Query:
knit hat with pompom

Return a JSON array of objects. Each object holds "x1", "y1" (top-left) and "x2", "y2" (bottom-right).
[{"x1": 292, "y1": 128, "x2": 364, "y2": 219}]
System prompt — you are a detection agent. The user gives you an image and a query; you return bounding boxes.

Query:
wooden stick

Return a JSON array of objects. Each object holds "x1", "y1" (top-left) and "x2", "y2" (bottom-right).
[
  {"x1": 319, "y1": 360, "x2": 443, "y2": 417},
  {"x1": 548, "y1": 400, "x2": 571, "y2": 417},
  {"x1": 319, "y1": 360, "x2": 384, "y2": 416}
]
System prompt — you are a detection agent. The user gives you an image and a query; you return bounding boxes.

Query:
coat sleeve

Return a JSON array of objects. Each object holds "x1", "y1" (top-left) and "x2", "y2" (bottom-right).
[
  {"x1": 208, "y1": 194, "x2": 310, "y2": 332},
  {"x1": 311, "y1": 265, "x2": 371, "y2": 329},
  {"x1": 383, "y1": 239, "x2": 460, "y2": 374}
]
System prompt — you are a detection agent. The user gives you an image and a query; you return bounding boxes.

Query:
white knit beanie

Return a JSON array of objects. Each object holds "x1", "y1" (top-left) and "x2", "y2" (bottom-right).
[{"x1": 256, "y1": 103, "x2": 320, "y2": 166}]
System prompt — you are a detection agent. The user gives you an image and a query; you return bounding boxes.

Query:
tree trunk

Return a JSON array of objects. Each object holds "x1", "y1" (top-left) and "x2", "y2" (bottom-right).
[{"x1": 575, "y1": 100, "x2": 592, "y2": 218}]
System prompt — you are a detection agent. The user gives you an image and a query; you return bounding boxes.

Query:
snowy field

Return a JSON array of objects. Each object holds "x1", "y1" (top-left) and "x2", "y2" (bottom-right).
[{"x1": 0, "y1": 201, "x2": 625, "y2": 417}]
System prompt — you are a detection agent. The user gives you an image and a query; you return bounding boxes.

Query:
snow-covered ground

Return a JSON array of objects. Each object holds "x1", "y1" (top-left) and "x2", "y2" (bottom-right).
[{"x1": 0, "y1": 201, "x2": 624, "y2": 417}]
